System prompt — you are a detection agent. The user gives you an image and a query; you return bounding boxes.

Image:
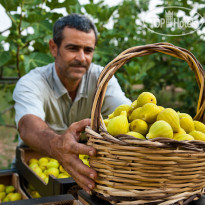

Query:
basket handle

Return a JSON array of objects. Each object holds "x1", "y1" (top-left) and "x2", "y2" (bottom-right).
[{"x1": 91, "y1": 42, "x2": 205, "y2": 132}]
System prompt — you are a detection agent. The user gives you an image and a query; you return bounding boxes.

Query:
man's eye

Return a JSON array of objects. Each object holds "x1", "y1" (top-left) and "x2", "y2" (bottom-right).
[
  {"x1": 85, "y1": 48, "x2": 94, "y2": 53},
  {"x1": 69, "y1": 47, "x2": 78, "y2": 51}
]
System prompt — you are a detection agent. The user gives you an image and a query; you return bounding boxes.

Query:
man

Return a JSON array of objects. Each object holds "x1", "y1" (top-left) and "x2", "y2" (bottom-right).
[{"x1": 13, "y1": 14, "x2": 131, "y2": 194}]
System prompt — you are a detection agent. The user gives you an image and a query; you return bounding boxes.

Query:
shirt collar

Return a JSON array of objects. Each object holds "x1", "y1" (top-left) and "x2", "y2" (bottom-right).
[{"x1": 52, "y1": 63, "x2": 88, "y2": 99}]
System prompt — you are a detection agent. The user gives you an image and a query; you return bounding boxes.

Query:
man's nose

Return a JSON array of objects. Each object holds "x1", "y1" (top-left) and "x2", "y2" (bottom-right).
[{"x1": 75, "y1": 49, "x2": 86, "y2": 62}]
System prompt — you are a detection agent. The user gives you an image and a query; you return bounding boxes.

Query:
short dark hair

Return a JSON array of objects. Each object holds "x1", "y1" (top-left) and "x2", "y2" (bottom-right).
[{"x1": 53, "y1": 13, "x2": 98, "y2": 47}]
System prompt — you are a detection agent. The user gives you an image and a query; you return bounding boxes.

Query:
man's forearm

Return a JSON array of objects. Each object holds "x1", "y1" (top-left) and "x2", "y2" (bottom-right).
[{"x1": 18, "y1": 114, "x2": 60, "y2": 157}]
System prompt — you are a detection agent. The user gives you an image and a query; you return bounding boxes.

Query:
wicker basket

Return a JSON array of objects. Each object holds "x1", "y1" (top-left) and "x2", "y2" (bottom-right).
[{"x1": 86, "y1": 42, "x2": 205, "y2": 205}]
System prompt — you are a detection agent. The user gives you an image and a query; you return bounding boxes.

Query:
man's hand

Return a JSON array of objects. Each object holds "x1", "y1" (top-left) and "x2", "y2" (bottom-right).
[{"x1": 50, "y1": 118, "x2": 97, "y2": 194}]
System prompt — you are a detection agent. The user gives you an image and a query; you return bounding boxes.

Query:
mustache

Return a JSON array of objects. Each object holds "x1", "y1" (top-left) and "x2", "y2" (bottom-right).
[{"x1": 69, "y1": 60, "x2": 88, "y2": 68}]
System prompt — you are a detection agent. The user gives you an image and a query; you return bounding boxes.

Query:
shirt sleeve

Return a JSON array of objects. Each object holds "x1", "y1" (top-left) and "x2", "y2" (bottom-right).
[
  {"x1": 101, "y1": 74, "x2": 132, "y2": 118},
  {"x1": 13, "y1": 79, "x2": 45, "y2": 128}
]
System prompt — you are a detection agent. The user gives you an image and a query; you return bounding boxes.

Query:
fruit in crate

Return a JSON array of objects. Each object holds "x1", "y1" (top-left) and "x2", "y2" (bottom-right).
[
  {"x1": 0, "y1": 184, "x2": 22, "y2": 202},
  {"x1": 28, "y1": 155, "x2": 90, "y2": 183},
  {"x1": 104, "y1": 91, "x2": 205, "y2": 142},
  {"x1": 27, "y1": 184, "x2": 41, "y2": 198},
  {"x1": 28, "y1": 157, "x2": 71, "y2": 183}
]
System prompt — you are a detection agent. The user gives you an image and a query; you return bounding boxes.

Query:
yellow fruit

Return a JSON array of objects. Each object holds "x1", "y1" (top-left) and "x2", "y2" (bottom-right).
[
  {"x1": 157, "y1": 108, "x2": 180, "y2": 132},
  {"x1": 147, "y1": 120, "x2": 173, "y2": 139},
  {"x1": 31, "y1": 191, "x2": 41, "y2": 198},
  {"x1": 189, "y1": 130, "x2": 205, "y2": 141},
  {"x1": 8, "y1": 193, "x2": 22, "y2": 201},
  {"x1": 29, "y1": 158, "x2": 38, "y2": 165},
  {"x1": 39, "y1": 161, "x2": 48, "y2": 171},
  {"x1": 45, "y1": 167, "x2": 59, "y2": 178},
  {"x1": 113, "y1": 104, "x2": 132, "y2": 117},
  {"x1": 3, "y1": 196, "x2": 10, "y2": 202},
  {"x1": 158, "y1": 106, "x2": 165, "y2": 112},
  {"x1": 126, "y1": 131, "x2": 146, "y2": 139},
  {"x1": 173, "y1": 134, "x2": 194, "y2": 141},
  {"x1": 46, "y1": 161, "x2": 59, "y2": 169},
  {"x1": 103, "y1": 119, "x2": 109, "y2": 127},
  {"x1": 32, "y1": 166, "x2": 43, "y2": 176},
  {"x1": 173, "y1": 128, "x2": 186, "y2": 138},
  {"x1": 82, "y1": 159, "x2": 90, "y2": 167},
  {"x1": 130, "y1": 100, "x2": 138, "y2": 110},
  {"x1": 129, "y1": 107, "x2": 141, "y2": 121},
  {"x1": 0, "y1": 192, "x2": 6, "y2": 200},
  {"x1": 29, "y1": 162, "x2": 38, "y2": 169},
  {"x1": 0, "y1": 184, "x2": 5, "y2": 192},
  {"x1": 107, "y1": 111, "x2": 129, "y2": 136},
  {"x1": 59, "y1": 165, "x2": 66, "y2": 173},
  {"x1": 138, "y1": 103, "x2": 160, "y2": 124},
  {"x1": 137, "y1": 92, "x2": 157, "y2": 107},
  {"x1": 180, "y1": 117, "x2": 195, "y2": 133},
  {"x1": 44, "y1": 176, "x2": 49, "y2": 184},
  {"x1": 108, "y1": 112, "x2": 115, "y2": 119},
  {"x1": 58, "y1": 173, "x2": 70, "y2": 179},
  {"x1": 130, "y1": 119, "x2": 148, "y2": 135},
  {"x1": 193, "y1": 120, "x2": 205, "y2": 134},
  {"x1": 39, "y1": 172, "x2": 47, "y2": 181},
  {"x1": 177, "y1": 112, "x2": 192, "y2": 120},
  {"x1": 38, "y1": 157, "x2": 48, "y2": 164},
  {"x1": 5, "y1": 186, "x2": 15, "y2": 194}
]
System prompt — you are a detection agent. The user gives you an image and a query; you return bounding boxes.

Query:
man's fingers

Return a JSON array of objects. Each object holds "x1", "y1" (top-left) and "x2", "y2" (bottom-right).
[
  {"x1": 69, "y1": 142, "x2": 96, "y2": 156},
  {"x1": 69, "y1": 118, "x2": 91, "y2": 134},
  {"x1": 64, "y1": 158, "x2": 97, "y2": 193}
]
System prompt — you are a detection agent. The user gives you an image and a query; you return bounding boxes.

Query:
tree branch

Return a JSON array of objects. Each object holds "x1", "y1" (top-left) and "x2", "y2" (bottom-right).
[{"x1": 0, "y1": 124, "x2": 17, "y2": 129}]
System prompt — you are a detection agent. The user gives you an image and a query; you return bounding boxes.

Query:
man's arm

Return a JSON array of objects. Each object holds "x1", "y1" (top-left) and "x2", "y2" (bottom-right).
[{"x1": 18, "y1": 114, "x2": 97, "y2": 193}]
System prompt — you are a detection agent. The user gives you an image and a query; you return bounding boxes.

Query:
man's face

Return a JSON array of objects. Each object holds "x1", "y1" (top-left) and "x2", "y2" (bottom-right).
[{"x1": 52, "y1": 27, "x2": 96, "y2": 82}]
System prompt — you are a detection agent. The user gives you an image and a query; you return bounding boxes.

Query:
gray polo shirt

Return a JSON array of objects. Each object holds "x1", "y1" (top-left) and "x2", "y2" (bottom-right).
[{"x1": 13, "y1": 62, "x2": 131, "y2": 134}]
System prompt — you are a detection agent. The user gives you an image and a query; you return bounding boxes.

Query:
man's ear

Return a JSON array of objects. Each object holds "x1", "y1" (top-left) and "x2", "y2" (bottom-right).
[{"x1": 49, "y1": 39, "x2": 58, "y2": 58}]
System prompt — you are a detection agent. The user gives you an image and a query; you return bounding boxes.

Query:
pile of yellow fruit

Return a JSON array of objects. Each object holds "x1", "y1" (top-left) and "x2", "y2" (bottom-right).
[
  {"x1": 28, "y1": 155, "x2": 90, "y2": 184},
  {"x1": 104, "y1": 92, "x2": 205, "y2": 141},
  {"x1": 0, "y1": 184, "x2": 22, "y2": 202},
  {"x1": 26, "y1": 184, "x2": 41, "y2": 198}
]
